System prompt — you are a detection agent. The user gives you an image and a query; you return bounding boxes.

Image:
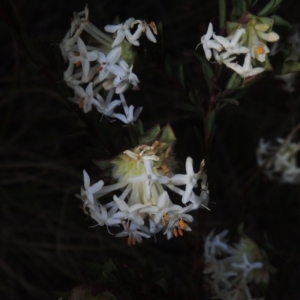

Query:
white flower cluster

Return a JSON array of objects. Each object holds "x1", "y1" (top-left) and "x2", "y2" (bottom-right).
[
  {"x1": 59, "y1": 5, "x2": 157, "y2": 123},
  {"x1": 197, "y1": 21, "x2": 279, "y2": 78},
  {"x1": 257, "y1": 137, "x2": 300, "y2": 183},
  {"x1": 78, "y1": 144, "x2": 209, "y2": 245},
  {"x1": 204, "y1": 230, "x2": 267, "y2": 300}
]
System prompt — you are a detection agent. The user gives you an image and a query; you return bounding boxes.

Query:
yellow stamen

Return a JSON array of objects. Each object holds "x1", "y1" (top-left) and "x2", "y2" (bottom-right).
[
  {"x1": 179, "y1": 219, "x2": 185, "y2": 229},
  {"x1": 173, "y1": 228, "x2": 178, "y2": 237},
  {"x1": 255, "y1": 46, "x2": 265, "y2": 55},
  {"x1": 178, "y1": 228, "x2": 183, "y2": 236}
]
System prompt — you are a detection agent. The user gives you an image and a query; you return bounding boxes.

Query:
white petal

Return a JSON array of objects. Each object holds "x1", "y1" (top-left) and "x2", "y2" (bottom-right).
[
  {"x1": 205, "y1": 22, "x2": 213, "y2": 40},
  {"x1": 83, "y1": 169, "x2": 90, "y2": 190},
  {"x1": 104, "y1": 24, "x2": 122, "y2": 33},
  {"x1": 145, "y1": 27, "x2": 157, "y2": 43},
  {"x1": 107, "y1": 47, "x2": 122, "y2": 64}
]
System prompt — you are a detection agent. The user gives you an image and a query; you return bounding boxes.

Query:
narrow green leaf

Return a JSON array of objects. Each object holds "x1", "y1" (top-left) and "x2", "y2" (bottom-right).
[
  {"x1": 178, "y1": 63, "x2": 186, "y2": 89},
  {"x1": 206, "y1": 111, "x2": 216, "y2": 136},
  {"x1": 271, "y1": 14, "x2": 292, "y2": 30},
  {"x1": 216, "y1": 98, "x2": 239, "y2": 105},
  {"x1": 231, "y1": 0, "x2": 247, "y2": 17},
  {"x1": 194, "y1": 52, "x2": 214, "y2": 94},
  {"x1": 139, "y1": 124, "x2": 161, "y2": 144},
  {"x1": 159, "y1": 124, "x2": 176, "y2": 144},
  {"x1": 226, "y1": 72, "x2": 242, "y2": 90},
  {"x1": 257, "y1": 0, "x2": 282, "y2": 16},
  {"x1": 275, "y1": 61, "x2": 300, "y2": 75},
  {"x1": 219, "y1": 0, "x2": 227, "y2": 29}
]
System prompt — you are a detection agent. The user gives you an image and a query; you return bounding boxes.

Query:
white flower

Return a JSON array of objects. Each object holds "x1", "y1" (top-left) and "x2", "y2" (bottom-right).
[
  {"x1": 93, "y1": 89, "x2": 121, "y2": 118},
  {"x1": 113, "y1": 93, "x2": 142, "y2": 124},
  {"x1": 69, "y1": 37, "x2": 98, "y2": 82},
  {"x1": 225, "y1": 52, "x2": 265, "y2": 78},
  {"x1": 127, "y1": 159, "x2": 170, "y2": 201},
  {"x1": 63, "y1": 63, "x2": 81, "y2": 87},
  {"x1": 72, "y1": 82, "x2": 97, "y2": 112},
  {"x1": 95, "y1": 47, "x2": 125, "y2": 82},
  {"x1": 82, "y1": 169, "x2": 104, "y2": 204},
  {"x1": 105, "y1": 18, "x2": 138, "y2": 47},
  {"x1": 196, "y1": 22, "x2": 223, "y2": 61},
  {"x1": 213, "y1": 28, "x2": 249, "y2": 60},
  {"x1": 131, "y1": 20, "x2": 157, "y2": 43},
  {"x1": 115, "y1": 221, "x2": 151, "y2": 245},
  {"x1": 257, "y1": 137, "x2": 300, "y2": 183},
  {"x1": 170, "y1": 157, "x2": 201, "y2": 204},
  {"x1": 232, "y1": 253, "x2": 263, "y2": 279},
  {"x1": 112, "y1": 195, "x2": 146, "y2": 225}
]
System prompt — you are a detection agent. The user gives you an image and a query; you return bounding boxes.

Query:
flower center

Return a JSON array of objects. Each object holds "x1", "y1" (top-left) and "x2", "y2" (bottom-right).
[{"x1": 255, "y1": 46, "x2": 265, "y2": 55}]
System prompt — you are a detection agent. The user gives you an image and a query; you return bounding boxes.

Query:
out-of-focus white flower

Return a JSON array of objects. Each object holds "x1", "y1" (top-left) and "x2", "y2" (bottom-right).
[
  {"x1": 131, "y1": 20, "x2": 157, "y2": 43},
  {"x1": 257, "y1": 137, "x2": 300, "y2": 183},
  {"x1": 204, "y1": 230, "x2": 274, "y2": 300},
  {"x1": 225, "y1": 52, "x2": 264, "y2": 78}
]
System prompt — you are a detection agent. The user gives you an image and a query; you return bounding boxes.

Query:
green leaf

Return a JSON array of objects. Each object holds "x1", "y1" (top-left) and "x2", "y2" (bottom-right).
[
  {"x1": 93, "y1": 159, "x2": 111, "y2": 170},
  {"x1": 194, "y1": 52, "x2": 214, "y2": 94},
  {"x1": 139, "y1": 124, "x2": 161, "y2": 144},
  {"x1": 231, "y1": 0, "x2": 247, "y2": 17},
  {"x1": 271, "y1": 14, "x2": 292, "y2": 30},
  {"x1": 178, "y1": 63, "x2": 186, "y2": 89},
  {"x1": 159, "y1": 124, "x2": 176, "y2": 144},
  {"x1": 205, "y1": 111, "x2": 216, "y2": 136},
  {"x1": 226, "y1": 72, "x2": 243, "y2": 90},
  {"x1": 136, "y1": 120, "x2": 144, "y2": 135},
  {"x1": 226, "y1": 21, "x2": 240, "y2": 35},
  {"x1": 275, "y1": 60, "x2": 300, "y2": 75},
  {"x1": 219, "y1": 0, "x2": 227, "y2": 29},
  {"x1": 257, "y1": 0, "x2": 282, "y2": 16},
  {"x1": 216, "y1": 98, "x2": 239, "y2": 105},
  {"x1": 165, "y1": 55, "x2": 172, "y2": 77}
]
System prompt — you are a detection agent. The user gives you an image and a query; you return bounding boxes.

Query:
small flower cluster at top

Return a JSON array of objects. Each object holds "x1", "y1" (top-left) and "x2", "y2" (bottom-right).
[
  {"x1": 204, "y1": 230, "x2": 274, "y2": 300},
  {"x1": 59, "y1": 5, "x2": 157, "y2": 123},
  {"x1": 257, "y1": 137, "x2": 300, "y2": 184},
  {"x1": 197, "y1": 15, "x2": 279, "y2": 78},
  {"x1": 77, "y1": 129, "x2": 209, "y2": 245}
]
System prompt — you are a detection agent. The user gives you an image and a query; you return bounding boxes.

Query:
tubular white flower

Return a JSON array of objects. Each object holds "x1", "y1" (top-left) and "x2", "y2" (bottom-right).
[
  {"x1": 69, "y1": 37, "x2": 98, "y2": 82},
  {"x1": 196, "y1": 22, "x2": 223, "y2": 61},
  {"x1": 225, "y1": 52, "x2": 265, "y2": 78}
]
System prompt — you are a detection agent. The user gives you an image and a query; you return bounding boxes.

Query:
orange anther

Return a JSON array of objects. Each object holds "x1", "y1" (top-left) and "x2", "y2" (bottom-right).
[
  {"x1": 76, "y1": 61, "x2": 82, "y2": 67},
  {"x1": 178, "y1": 228, "x2": 183, "y2": 236},
  {"x1": 132, "y1": 237, "x2": 136, "y2": 245},
  {"x1": 97, "y1": 66, "x2": 103, "y2": 72},
  {"x1": 162, "y1": 218, "x2": 166, "y2": 226},
  {"x1": 179, "y1": 219, "x2": 185, "y2": 229},
  {"x1": 163, "y1": 213, "x2": 169, "y2": 220},
  {"x1": 173, "y1": 228, "x2": 178, "y2": 237},
  {"x1": 255, "y1": 46, "x2": 265, "y2": 55},
  {"x1": 127, "y1": 236, "x2": 132, "y2": 246},
  {"x1": 79, "y1": 97, "x2": 85, "y2": 109}
]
